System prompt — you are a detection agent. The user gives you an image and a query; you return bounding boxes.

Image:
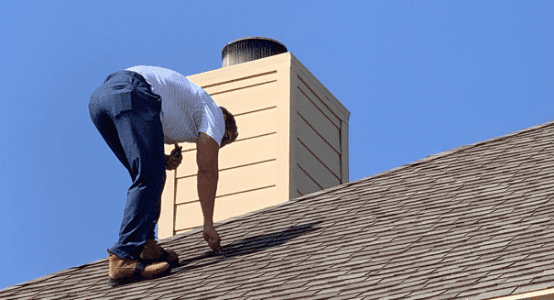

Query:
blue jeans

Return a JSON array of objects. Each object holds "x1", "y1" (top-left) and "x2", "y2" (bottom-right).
[{"x1": 89, "y1": 71, "x2": 166, "y2": 260}]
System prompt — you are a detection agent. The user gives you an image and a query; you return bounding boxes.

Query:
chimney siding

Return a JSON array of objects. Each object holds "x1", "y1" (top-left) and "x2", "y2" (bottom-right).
[{"x1": 159, "y1": 52, "x2": 349, "y2": 238}]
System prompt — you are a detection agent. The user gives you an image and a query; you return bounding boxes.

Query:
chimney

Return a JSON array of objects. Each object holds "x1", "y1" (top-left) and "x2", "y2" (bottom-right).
[{"x1": 158, "y1": 37, "x2": 350, "y2": 238}]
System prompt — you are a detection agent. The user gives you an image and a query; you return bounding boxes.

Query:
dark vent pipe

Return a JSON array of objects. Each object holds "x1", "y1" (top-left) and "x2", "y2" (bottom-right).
[{"x1": 222, "y1": 37, "x2": 287, "y2": 67}]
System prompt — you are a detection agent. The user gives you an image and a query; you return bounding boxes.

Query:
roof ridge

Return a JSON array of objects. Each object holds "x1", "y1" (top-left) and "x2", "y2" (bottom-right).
[{"x1": 410, "y1": 119, "x2": 554, "y2": 165}]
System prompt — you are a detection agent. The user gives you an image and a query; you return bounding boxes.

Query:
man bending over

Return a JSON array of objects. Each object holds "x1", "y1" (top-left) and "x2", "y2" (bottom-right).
[{"x1": 89, "y1": 65, "x2": 238, "y2": 286}]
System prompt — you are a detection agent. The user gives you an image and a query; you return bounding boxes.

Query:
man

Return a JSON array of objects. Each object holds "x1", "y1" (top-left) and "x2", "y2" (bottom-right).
[{"x1": 89, "y1": 65, "x2": 238, "y2": 286}]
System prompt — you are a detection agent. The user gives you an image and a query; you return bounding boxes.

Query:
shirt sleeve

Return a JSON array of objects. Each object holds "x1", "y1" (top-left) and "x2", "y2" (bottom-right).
[{"x1": 195, "y1": 103, "x2": 225, "y2": 146}]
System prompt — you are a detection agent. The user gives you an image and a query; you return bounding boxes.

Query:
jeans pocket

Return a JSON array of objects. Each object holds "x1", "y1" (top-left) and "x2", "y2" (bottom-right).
[{"x1": 112, "y1": 92, "x2": 133, "y2": 117}]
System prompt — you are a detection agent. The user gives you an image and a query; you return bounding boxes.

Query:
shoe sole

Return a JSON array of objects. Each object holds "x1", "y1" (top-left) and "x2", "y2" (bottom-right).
[
  {"x1": 141, "y1": 250, "x2": 179, "y2": 268},
  {"x1": 108, "y1": 267, "x2": 170, "y2": 287},
  {"x1": 108, "y1": 268, "x2": 142, "y2": 287}
]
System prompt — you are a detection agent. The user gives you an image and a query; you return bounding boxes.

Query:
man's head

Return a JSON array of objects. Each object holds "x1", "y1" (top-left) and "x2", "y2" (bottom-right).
[{"x1": 220, "y1": 106, "x2": 238, "y2": 148}]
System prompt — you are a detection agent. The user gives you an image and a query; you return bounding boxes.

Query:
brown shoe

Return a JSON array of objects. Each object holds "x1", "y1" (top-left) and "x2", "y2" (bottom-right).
[
  {"x1": 140, "y1": 239, "x2": 179, "y2": 267},
  {"x1": 141, "y1": 260, "x2": 171, "y2": 280},
  {"x1": 108, "y1": 254, "x2": 170, "y2": 286},
  {"x1": 108, "y1": 254, "x2": 143, "y2": 286}
]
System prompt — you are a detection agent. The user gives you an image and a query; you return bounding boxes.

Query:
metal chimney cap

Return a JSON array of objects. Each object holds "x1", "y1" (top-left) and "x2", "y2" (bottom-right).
[{"x1": 222, "y1": 37, "x2": 288, "y2": 67}]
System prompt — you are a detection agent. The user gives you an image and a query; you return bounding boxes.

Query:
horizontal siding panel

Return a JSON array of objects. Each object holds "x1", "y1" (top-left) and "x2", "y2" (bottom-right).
[
  {"x1": 175, "y1": 201, "x2": 203, "y2": 231},
  {"x1": 175, "y1": 81, "x2": 282, "y2": 152},
  {"x1": 294, "y1": 165, "x2": 321, "y2": 196},
  {"x1": 177, "y1": 133, "x2": 277, "y2": 178},
  {"x1": 296, "y1": 141, "x2": 341, "y2": 190},
  {"x1": 175, "y1": 186, "x2": 279, "y2": 232},
  {"x1": 176, "y1": 160, "x2": 277, "y2": 204},
  {"x1": 296, "y1": 89, "x2": 340, "y2": 152},
  {"x1": 200, "y1": 71, "x2": 277, "y2": 88},
  {"x1": 210, "y1": 80, "x2": 282, "y2": 116},
  {"x1": 200, "y1": 71, "x2": 278, "y2": 95},
  {"x1": 234, "y1": 107, "x2": 278, "y2": 140},
  {"x1": 214, "y1": 186, "x2": 279, "y2": 223},
  {"x1": 296, "y1": 114, "x2": 341, "y2": 174}
]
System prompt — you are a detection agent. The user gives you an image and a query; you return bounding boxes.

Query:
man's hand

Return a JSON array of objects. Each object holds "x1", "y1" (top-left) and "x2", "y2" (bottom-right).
[
  {"x1": 203, "y1": 223, "x2": 221, "y2": 251},
  {"x1": 165, "y1": 143, "x2": 182, "y2": 170}
]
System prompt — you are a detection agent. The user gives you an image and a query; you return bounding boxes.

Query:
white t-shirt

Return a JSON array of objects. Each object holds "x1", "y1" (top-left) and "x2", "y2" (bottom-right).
[{"x1": 125, "y1": 65, "x2": 225, "y2": 146}]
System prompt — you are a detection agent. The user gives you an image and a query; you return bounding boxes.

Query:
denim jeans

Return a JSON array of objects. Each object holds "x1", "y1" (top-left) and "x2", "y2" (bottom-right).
[{"x1": 89, "y1": 71, "x2": 166, "y2": 260}]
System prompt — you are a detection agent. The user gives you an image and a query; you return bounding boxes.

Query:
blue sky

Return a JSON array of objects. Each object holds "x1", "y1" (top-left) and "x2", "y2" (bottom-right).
[{"x1": 1, "y1": 0, "x2": 553, "y2": 290}]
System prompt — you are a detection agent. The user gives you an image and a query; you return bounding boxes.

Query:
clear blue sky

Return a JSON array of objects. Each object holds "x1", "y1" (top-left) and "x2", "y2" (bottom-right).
[{"x1": 1, "y1": 0, "x2": 552, "y2": 290}]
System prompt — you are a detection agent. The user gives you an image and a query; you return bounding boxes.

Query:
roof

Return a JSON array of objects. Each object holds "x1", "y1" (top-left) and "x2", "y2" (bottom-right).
[{"x1": 4, "y1": 120, "x2": 554, "y2": 300}]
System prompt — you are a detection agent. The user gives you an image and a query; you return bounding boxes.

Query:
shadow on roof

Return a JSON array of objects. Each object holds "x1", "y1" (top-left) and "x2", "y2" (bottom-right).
[{"x1": 169, "y1": 221, "x2": 323, "y2": 275}]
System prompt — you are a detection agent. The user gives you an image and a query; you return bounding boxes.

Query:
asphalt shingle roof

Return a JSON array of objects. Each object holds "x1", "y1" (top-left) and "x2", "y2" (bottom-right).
[{"x1": 4, "y1": 120, "x2": 554, "y2": 300}]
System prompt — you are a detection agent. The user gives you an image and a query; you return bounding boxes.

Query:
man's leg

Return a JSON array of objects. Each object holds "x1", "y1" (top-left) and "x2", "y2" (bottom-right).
[
  {"x1": 89, "y1": 72, "x2": 170, "y2": 285},
  {"x1": 89, "y1": 73, "x2": 165, "y2": 259},
  {"x1": 108, "y1": 103, "x2": 166, "y2": 259}
]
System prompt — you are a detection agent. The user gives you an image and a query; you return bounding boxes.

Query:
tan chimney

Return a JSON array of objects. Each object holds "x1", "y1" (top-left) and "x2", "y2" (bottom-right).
[{"x1": 158, "y1": 37, "x2": 350, "y2": 238}]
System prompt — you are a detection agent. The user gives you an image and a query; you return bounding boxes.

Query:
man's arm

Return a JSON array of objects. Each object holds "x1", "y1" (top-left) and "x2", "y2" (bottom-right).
[{"x1": 196, "y1": 132, "x2": 221, "y2": 250}]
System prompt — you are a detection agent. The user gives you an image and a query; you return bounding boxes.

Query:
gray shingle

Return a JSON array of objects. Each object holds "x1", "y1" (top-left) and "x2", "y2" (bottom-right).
[{"x1": 5, "y1": 121, "x2": 554, "y2": 299}]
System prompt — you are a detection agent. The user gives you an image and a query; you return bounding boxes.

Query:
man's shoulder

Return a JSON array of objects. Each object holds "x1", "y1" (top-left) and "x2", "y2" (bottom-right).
[
  {"x1": 126, "y1": 66, "x2": 187, "y2": 80},
  {"x1": 128, "y1": 66, "x2": 196, "y2": 93}
]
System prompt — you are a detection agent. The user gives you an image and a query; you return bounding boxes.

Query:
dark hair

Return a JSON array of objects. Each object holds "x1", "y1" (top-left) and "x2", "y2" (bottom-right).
[{"x1": 220, "y1": 106, "x2": 238, "y2": 147}]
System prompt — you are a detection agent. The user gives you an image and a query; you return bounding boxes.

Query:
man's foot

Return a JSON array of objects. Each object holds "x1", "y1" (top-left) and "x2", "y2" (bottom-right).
[
  {"x1": 108, "y1": 254, "x2": 170, "y2": 286},
  {"x1": 140, "y1": 239, "x2": 179, "y2": 267}
]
